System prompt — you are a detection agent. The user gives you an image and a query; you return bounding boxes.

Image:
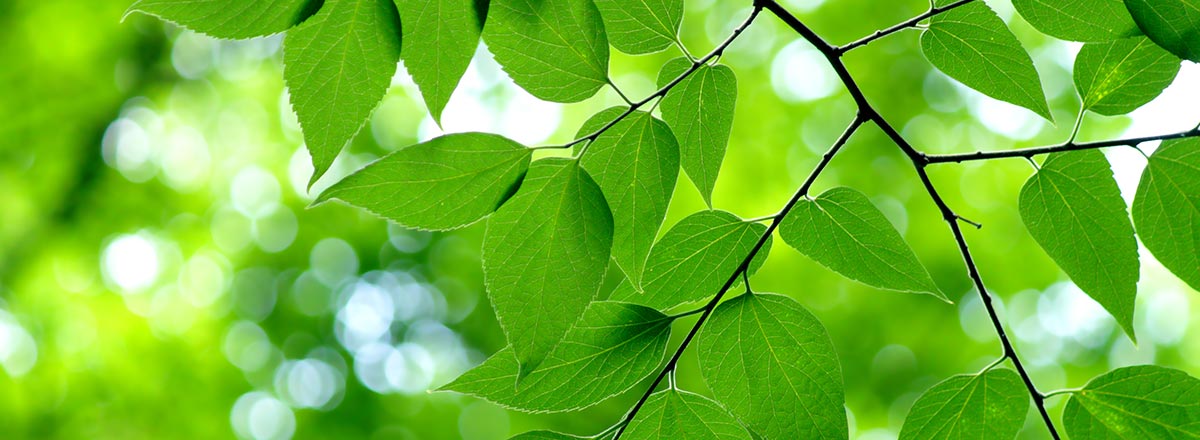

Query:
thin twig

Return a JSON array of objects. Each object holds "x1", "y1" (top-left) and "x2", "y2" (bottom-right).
[
  {"x1": 836, "y1": 0, "x2": 978, "y2": 54},
  {"x1": 926, "y1": 126, "x2": 1200, "y2": 164},
  {"x1": 548, "y1": 7, "x2": 763, "y2": 151}
]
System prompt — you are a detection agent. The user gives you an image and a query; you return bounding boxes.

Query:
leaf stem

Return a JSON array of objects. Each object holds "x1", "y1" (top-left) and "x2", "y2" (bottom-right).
[
  {"x1": 836, "y1": 0, "x2": 978, "y2": 54},
  {"x1": 549, "y1": 7, "x2": 763, "y2": 151},
  {"x1": 611, "y1": 114, "x2": 866, "y2": 439},
  {"x1": 1043, "y1": 388, "x2": 1082, "y2": 398},
  {"x1": 608, "y1": 79, "x2": 635, "y2": 106},
  {"x1": 761, "y1": 1, "x2": 1061, "y2": 437}
]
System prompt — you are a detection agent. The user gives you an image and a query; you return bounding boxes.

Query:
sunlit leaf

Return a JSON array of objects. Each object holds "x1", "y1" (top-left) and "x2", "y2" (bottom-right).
[
  {"x1": 313, "y1": 132, "x2": 531, "y2": 231},
  {"x1": 1075, "y1": 37, "x2": 1181, "y2": 116},
  {"x1": 1011, "y1": 0, "x2": 1139, "y2": 42},
  {"x1": 578, "y1": 108, "x2": 679, "y2": 288},
  {"x1": 483, "y1": 0, "x2": 609, "y2": 102},
  {"x1": 1019, "y1": 150, "x2": 1139, "y2": 339},
  {"x1": 610, "y1": 211, "x2": 769, "y2": 311},
  {"x1": 1125, "y1": 0, "x2": 1200, "y2": 62},
  {"x1": 1063, "y1": 365, "x2": 1200, "y2": 439},
  {"x1": 779, "y1": 187, "x2": 947, "y2": 301},
  {"x1": 657, "y1": 57, "x2": 737, "y2": 207},
  {"x1": 899, "y1": 369, "x2": 1028, "y2": 440},
  {"x1": 443, "y1": 302, "x2": 671, "y2": 413},
  {"x1": 1133, "y1": 139, "x2": 1200, "y2": 291},
  {"x1": 593, "y1": 0, "x2": 683, "y2": 54},
  {"x1": 125, "y1": 0, "x2": 320, "y2": 39},
  {"x1": 697, "y1": 293, "x2": 846, "y2": 439},
  {"x1": 922, "y1": 2, "x2": 1051, "y2": 120},
  {"x1": 399, "y1": 0, "x2": 483, "y2": 123},
  {"x1": 483, "y1": 158, "x2": 613, "y2": 379},
  {"x1": 284, "y1": 0, "x2": 402, "y2": 186},
  {"x1": 623, "y1": 390, "x2": 753, "y2": 440}
]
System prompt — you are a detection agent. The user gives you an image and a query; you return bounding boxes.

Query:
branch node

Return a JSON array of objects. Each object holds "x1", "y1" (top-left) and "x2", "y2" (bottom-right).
[{"x1": 956, "y1": 215, "x2": 983, "y2": 229}]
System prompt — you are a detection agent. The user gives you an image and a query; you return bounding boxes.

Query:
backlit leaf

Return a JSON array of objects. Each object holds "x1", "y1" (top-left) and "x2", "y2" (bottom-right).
[
  {"x1": 313, "y1": 132, "x2": 531, "y2": 231},
  {"x1": 483, "y1": 0, "x2": 609, "y2": 102},
  {"x1": 483, "y1": 158, "x2": 613, "y2": 379},
  {"x1": 579, "y1": 108, "x2": 680, "y2": 288},
  {"x1": 1125, "y1": 0, "x2": 1200, "y2": 62},
  {"x1": 1133, "y1": 139, "x2": 1200, "y2": 291},
  {"x1": 593, "y1": 0, "x2": 683, "y2": 54},
  {"x1": 284, "y1": 0, "x2": 402, "y2": 186},
  {"x1": 442, "y1": 302, "x2": 671, "y2": 413},
  {"x1": 125, "y1": 0, "x2": 320, "y2": 39},
  {"x1": 399, "y1": 0, "x2": 484, "y2": 123},
  {"x1": 657, "y1": 57, "x2": 738, "y2": 207},
  {"x1": 610, "y1": 210, "x2": 770, "y2": 311},
  {"x1": 898, "y1": 369, "x2": 1029, "y2": 440},
  {"x1": 1064, "y1": 365, "x2": 1200, "y2": 439},
  {"x1": 623, "y1": 390, "x2": 753, "y2": 440},
  {"x1": 1011, "y1": 0, "x2": 1139, "y2": 42},
  {"x1": 779, "y1": 187, "x2": 947, "y2": 301},
  {"x1": 697, "y1": 293, "x2": 847, "y2": 439},
  {"x1": 922, "y1": 2, "x2": 1051, "y2": 120},
  {"x1": 1075, "y1": 37, "x2": 1181, "y2": 116},
  {"x1": 1019, "y1": 150, "x2": 1139, "y2": 339}
]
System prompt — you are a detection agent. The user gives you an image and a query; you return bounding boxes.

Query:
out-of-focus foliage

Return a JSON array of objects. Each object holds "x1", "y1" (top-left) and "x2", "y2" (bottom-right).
[{"x1": 2, "y1": 0, "x2": 1199, "y2": 439}]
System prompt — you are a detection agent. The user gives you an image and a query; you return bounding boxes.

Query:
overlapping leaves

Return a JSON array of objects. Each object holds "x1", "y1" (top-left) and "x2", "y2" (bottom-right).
[
  {"x1": 443, "y1": 301, "x2": 671, "y2": 412},
  {"x1": 483, "y1": 158, "x2": 613, "y2": 379}
]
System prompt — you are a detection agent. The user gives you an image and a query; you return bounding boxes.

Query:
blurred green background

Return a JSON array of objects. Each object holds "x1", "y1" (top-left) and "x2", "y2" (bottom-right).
[{"x1": 2, "y1": 0, "x2": 1198, "y2": 439}]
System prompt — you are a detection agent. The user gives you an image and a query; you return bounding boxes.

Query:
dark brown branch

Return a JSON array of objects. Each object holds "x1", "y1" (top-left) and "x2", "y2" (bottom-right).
[
  {"x1": 762, "y1": 1, "x2": 1061, "y2": 437},
  {"x1": 926, "y1": 126, "x2": 1200, "y2": 164}
]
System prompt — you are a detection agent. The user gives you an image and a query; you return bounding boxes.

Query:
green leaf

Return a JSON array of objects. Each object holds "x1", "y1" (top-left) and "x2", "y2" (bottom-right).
[
  {"x1": 779, "y1": 187, "x2": 947, "y2": 301},
  {"x1": 313, "y1": 132, "x2": 531, "y2": 231},
  {"x1": 483, "y1": 0, "x2": 609, "y2": 102},
  {"x1": 657, "y1": 57, "x2": 738, "y2": 207},
  {"x1": 593, "y1": 0, "x2": 683, "y2": 54},
  {"x1": 398, "y1": 0, "x2": 484, "y2": 123},
  {"x1": 1019, "y1": 150, "x2": 1140, "y2": 339},
  {"x1": 1125, "y1": 0, "x2": 1200, "y2": 62},
  {"x1": 483, "y1": 158, "x2": 613, "y2": 378},
  {"x1": 696, "y1": 293, "x2": 846, "y2": 439},
  {"x1": 508, "y1": 432, "x2": 588, "y2": 440},
  {"x1": 1134, "y1": 139, "x2": 1200, "y2": 291},
  {"x1": 921, "y1": 2, "x2": 1052, "y2": 120},
  {"x1": 1011, "y1": 0, "x2": 1140, "y2": 42},
  {"x1": 578, "y1": 108, "x2": 680, "y2": 287},
  {"x1": 898, "y1": 369, "x2": 1029, "y2": 440},
  {"x1": 609, "y1": 210, "x2": 770, "y2": 311},
  {"x1": 1075, "y1": 37, "x2": 1181, "y2": 116},
  {"x1": 1064, "y1": 365, "x2": 1200, "y2": 439},
  {"x1": 125, "y1": 0, "x2": 320, "y2": 39},
  {"x1": 442, "y1": 301, "x2": 671, "y2": 413},
  {"x1": 284, "y1": 0, "x2": 402, "y2": 186},
  {"x1": 623, "y1": 390, "x2": 753, "y2": 440}
]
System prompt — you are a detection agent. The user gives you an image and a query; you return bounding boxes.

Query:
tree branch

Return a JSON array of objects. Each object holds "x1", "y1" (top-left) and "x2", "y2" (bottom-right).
[
  {"x1": 611, "y1": 114, "x2": 867, "y2": 439},
  {"x1": 926, "y1": 126, "x2": 1200, "y2": 164},
  {"x1": 555, "y1": 6, "x2": 762, "y2": 150},
  {"x1": 762, "y1": 1, "x2": 1061, "y2": 437},
  {"x1": 836, "y1": 0, "x2": 977, "y2": 54}
]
